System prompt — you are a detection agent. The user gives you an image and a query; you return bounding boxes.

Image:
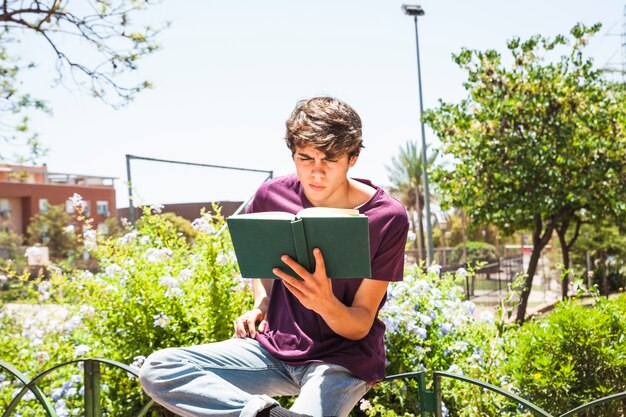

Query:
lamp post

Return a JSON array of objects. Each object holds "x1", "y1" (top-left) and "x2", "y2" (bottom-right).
[{"x1": 402, "y1": 4, "x2": 434, "y2": 264}]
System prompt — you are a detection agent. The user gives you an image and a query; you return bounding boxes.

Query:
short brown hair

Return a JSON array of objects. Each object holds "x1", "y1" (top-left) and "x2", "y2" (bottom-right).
[{"x1": 285, "y1": 97, "x2": 363, "y2": 159}]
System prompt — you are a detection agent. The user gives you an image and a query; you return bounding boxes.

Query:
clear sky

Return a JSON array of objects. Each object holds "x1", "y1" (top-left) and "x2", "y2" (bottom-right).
[{"x1": 16, "y1": 0, "x2": 625, "y2": 209}]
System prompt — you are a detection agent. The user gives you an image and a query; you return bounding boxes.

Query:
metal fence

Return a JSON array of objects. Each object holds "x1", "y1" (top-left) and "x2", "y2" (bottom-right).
[{"x1": 1, "y1": 359, "x2": 624, "y2": 417}]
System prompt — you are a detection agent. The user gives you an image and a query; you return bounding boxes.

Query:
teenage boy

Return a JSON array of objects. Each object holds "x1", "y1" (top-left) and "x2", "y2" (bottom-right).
[{"x1": 139, "y1": 97, "x2": 409, "y2": 417}]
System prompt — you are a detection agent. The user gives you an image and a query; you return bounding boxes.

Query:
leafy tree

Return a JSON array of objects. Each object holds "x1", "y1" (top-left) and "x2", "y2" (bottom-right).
[
  {"x1": 26, "y1": 204, "x2": 76, "y2": 260},
  {"x1": 385, "y1": 140, "x2": 437, "y2": 261},
  {"x1": 571, "y1": 222, "x2": 626, "y2": 295},
  {"x1": 0, "y1": 0, "x2": 166, "y2": 162},
  {"x1": 423, "y1": 23, "x2": 626, "y2": 322}
]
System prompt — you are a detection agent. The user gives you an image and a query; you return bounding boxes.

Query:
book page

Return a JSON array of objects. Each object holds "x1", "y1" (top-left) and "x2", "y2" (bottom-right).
[
  {"x1": 296, "y1": 207, "x2": 362, "y2": 218},
  {"x1": 229, "y1": 211, "x2": 294, "y2": 220}
]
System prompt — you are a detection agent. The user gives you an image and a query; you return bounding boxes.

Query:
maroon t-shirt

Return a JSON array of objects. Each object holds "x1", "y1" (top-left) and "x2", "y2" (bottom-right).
[{"x1": 248, "y1": 175, "x2": 408, "y2": 384}]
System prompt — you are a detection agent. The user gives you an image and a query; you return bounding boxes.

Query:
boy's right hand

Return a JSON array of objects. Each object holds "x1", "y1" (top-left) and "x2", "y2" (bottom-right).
[{"x1": 233, "y1": 307, "x2": 267, "y2": 338}]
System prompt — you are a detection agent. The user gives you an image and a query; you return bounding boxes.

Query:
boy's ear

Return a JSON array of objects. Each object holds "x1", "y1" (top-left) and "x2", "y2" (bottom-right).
[{"x1": 348, "y1": 155, "x2": 358, "y2": 167}]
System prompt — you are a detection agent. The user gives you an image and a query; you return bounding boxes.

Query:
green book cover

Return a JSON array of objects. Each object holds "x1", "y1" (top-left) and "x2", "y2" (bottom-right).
[{"x1": 226, "y1": 207, "x2": 371, "y2": 279}]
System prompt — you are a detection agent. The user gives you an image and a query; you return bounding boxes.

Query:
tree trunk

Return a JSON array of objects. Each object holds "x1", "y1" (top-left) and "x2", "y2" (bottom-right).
[
  {"x1": 599, "y1": 250, "x2": 609, "y2": 297},
  {"x1": 516, "y1": 216, "x2": 555, "y2": 324},
  {"x1": 556, "y1": 217, "x2": 581, "y2": 300},
  {"x1": 556, "y1": 228, "x2": 571, "y2": 300}
]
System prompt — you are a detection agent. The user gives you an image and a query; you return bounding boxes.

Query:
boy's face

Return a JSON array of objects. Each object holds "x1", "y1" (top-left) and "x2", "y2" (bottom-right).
[{"x1": 293, "y1": 145, "x2": 357, "y2": 207}]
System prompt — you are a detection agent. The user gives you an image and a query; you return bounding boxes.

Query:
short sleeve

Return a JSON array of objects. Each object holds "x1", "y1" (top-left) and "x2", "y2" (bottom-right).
[{"x1": 370, "y1": 212, "x2": 409, "y2": 282}]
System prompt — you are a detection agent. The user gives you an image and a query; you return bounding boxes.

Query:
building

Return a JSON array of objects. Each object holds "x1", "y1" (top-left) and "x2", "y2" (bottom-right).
[{"x1": 0, "y1": 164, "x2": 117, "y2": 236}]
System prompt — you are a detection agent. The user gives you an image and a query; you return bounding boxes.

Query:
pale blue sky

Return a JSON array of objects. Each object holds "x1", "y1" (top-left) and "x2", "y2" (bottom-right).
[{"x1": 17, "y1": 0, "x2": 625, "y2": 208}]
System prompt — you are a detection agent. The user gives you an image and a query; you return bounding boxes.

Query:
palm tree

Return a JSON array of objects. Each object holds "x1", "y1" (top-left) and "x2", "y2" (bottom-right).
[{"x1": 385, "y1": 140, "x2": 437, "y2": 262}]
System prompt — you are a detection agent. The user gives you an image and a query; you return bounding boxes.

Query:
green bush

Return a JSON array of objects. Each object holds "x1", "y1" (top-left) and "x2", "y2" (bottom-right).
[
  {"x1": 447, "y1": 241, "x2": 497, "y2": 266},
  {"x1": 505, "y1": 293, "x2": 626, "y2": 416},
  {"x1": 360, "y1": 265, "x2": 522, "y2": 417},
  {"x1": 1, "y1": 202, "x2": 251, "y2": 416}
]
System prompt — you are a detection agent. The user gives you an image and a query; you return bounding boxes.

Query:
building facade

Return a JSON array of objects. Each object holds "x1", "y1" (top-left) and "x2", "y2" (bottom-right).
[{"x1": 0, "y1": 164, "x2": 117, "y2": 236}]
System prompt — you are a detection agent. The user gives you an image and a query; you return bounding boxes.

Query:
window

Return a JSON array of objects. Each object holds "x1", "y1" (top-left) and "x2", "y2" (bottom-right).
[
  {"x1": 39, "y1": 199, "x2": 49, "y2": 213},
  {"x1": 0, "y1": 199, "x2": 10, "y2": 218},
  {"x1": 83, "y1": 201, "x2": 91, "y2": 217},
  {"x1": 96, "y1": 201, "x2": 109, "y2": 216}
]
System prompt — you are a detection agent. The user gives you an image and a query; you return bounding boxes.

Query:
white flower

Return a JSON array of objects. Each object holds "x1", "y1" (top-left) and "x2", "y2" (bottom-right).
[
  {"x1": 117, "y1": 230, "x2": 138, "y2": 245},
  {"x1": 191, "y1": 217, "x2": 216, "y2": 234},
  {"x1": 215, "y1": 253, "x2": 230, "y2": 266},
  {"x1": 447, "y1": 364, "x2": 463, "y2": 375},
  {"x1": 34, "y1": 351, "x2": 50, "y2": 362},
  {"x1": 150, "y1": 204, "x2": 164, "y2": 214},
  {"x1": 177, "y1": 268, "x2": 193, "y2": 282},
  {"x1": 104, "y1": 264, "x2": 123, "y2": 276},
  {"x1": 153, "y1": 313, "x2": 170, "y2": 328},
  {"x1": 456, "y1": 267, "x2": 468, "y2": 277},
  {"x1": 38, "y1": 281, "x2": 52, "y2": 293},
  {"x1": 25, "y1": 246, "x2": 42, "y2": 258},
  {"x1": 359, "y1": 399, "x2": 373, "y2": 411},
  {"x1": 427, "y1": 264, "x2": 442, "y2": 275},
  {"x1": 158, "y1": 276, "x2": 179, "y2": 289},
  {"x1": 407, "y1": 230, "x2": 417, "y2": 242},
  {"x1": 165, "y1": 287, "x2": 184, "y2": 299},
  {"x1": 0, "y1": 274, "x2": 7, "y2": 285},
  {"x1": 478, "y1": 310, "x2": 495, "y2": 323},
  {"x1": 83, "y1": 230, "x2": 97, "y2": 250},
  {"x1": 73, "y1": 344, "x2": 91, "y2": 357},
  {"x1": 69, "y1": 193, "x2": 86, "y2": 211},
  {"x1": 145, "y1": 248, "x2": 173, "y2": 263},
  {"x1": 64, "y1": 225, "x2": 75, "y2": 234}
]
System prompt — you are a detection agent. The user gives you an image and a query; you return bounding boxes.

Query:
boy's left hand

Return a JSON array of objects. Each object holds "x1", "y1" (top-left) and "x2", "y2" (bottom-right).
[{"x1": 273, "y1": 248, "x2": 335, "y2": 313}]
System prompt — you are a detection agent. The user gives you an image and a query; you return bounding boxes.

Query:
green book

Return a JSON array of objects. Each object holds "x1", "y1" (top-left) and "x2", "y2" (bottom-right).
[{"x1": 226, "y1": 207, "x2": 371, "y2": 279}]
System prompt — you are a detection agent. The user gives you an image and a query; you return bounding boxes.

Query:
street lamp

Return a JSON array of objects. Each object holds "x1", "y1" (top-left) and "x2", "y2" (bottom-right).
[{"x1": 402, "y1": 4, "x2": 434, "y2": 265}]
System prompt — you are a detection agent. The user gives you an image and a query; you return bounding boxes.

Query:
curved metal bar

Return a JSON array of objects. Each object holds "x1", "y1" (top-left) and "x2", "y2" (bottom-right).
[
  {"x1": 558, "y1": 391, "x2": 626, "y2": 417},
  {"x1": 0, "y1": 358, "x2": 157, "y2": 417},
  {"x1": 0, "y1": 359, "x2": 57, "y2": 417},
  {"x1": 435, "y1": 371, "x2": 553, "y2": 417},
  {"x1": 384, "y1": 371, "x2": 425, "y2": 382}
]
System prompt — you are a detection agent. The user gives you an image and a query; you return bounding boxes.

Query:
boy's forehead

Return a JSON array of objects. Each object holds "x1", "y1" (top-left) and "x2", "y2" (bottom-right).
[{"x1": 294, "y1": 145, "x2": 346, "y2": 158}]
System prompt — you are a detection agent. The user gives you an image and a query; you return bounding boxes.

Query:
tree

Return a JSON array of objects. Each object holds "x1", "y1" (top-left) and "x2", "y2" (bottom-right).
[
  {"x1": 423, "y1": 23, "x2": 626, "y2": 323},
  {"x1": 571, "y1": 222, "x2": 626, "y2": 296},
  {"x1": 27, "y1": 204, "x2": 76, "y2": 260},
  {"x1": 0, "y1": 0, "x2": 165, "y2": 162},
  {"x1": 385, "y1": 140, "x2": 437, "y2": 262}
]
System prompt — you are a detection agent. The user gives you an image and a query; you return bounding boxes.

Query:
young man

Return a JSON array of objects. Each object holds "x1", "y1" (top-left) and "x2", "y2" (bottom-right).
[{"x1": 139, "y1": 97, "x2": 409, "y2": 417}]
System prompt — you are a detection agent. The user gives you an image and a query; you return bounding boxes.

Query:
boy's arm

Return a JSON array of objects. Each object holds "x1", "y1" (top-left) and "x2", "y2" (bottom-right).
[
  {"x1": 275, "y1": 249, "x2": 389, "y2": 341},
  {"x1": 233, "y1": 278, "x2": 273, "y2": 338}
]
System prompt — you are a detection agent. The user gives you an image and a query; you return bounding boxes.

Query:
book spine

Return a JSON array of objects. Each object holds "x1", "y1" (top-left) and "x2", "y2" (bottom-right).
[{"x1": 290, "y1": 218, "x2": 311, "y2": 272}]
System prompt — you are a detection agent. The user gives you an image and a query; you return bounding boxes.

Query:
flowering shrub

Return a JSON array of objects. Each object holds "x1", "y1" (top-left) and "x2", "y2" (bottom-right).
[
  {"x1": 359, "y1": 265, "x2": 525, "y2": 417},
  {"x1": 0, "y1": 199, "x2": 251, "y2": 416}
]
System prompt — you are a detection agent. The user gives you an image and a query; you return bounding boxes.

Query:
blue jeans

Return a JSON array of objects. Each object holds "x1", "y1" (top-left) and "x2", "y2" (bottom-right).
[{"x1": 139, "y1": 338, "x2": 369, "y2": 417}]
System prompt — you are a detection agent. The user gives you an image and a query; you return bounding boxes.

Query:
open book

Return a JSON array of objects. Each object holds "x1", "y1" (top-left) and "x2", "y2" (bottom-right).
[{"x1": 226, "y1": 207, "x2": 371, "y2": 279}]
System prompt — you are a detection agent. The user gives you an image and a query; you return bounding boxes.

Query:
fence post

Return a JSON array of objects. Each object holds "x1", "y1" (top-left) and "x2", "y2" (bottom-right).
[
  {"x1": 84, "y1": 360, "x2": 101, "y2": 417},
  {"x1": 417, "y1": 372, "x2": 437, "y2": 416}
]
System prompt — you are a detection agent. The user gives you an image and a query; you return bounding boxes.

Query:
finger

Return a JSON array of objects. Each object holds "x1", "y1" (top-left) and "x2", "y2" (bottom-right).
[
  {"x1": 245, "y1": 317, "x2": 257, "y2": 337},
  {"x1": 273, "y1": 267, "x2": 301, "y2": 285},
  {"x1": 258, "y1": 319, "x2": 267, "y2": 334},
  {"x1": 233, "y1": 319, "x2": 246, "y2": 338},
  {"x1": 280, "y1": 255, "x2": 308, "y2": 278},
  {"x1": 312, "y1": 248, "x2": 327, "y2": 275}
]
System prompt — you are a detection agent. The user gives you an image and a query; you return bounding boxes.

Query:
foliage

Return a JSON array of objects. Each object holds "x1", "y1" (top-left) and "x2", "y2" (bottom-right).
[
  {"x1": 385, "y1": 140, "x2": 438, "y2": 260},
  {"x1": 359, "y1": 265, "x2": 523, "y2": 417},
  {"x1": 505, "y1": 292, "x2": 626, "y2": 416},
  {"x1": 26, "y1": 204, "x2": 77, "y2": 261},
  {"x1": 0, "y1": 200, "x2": 251, "y2": 416},
  {"x1": 422, "y1": 23, "x2": 626, "y2": 322},
  {"x1": 447, "y1": 241, "x2": 497, "y2": 266},
  {"x1": 0, "y1": 229, "x2": 26, "y2": 270},
  {"x1": 0, "y1": 0, "x2": 167, "y2": 162},
  {"x1": 136, "y1": 211, "x2": 197, "y2": 243},
  {"x1": 570, "y1": 222, "x2": 626, "y2": 294}
]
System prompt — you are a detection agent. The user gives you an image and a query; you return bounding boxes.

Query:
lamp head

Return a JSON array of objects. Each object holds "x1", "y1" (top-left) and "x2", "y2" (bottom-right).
[{"x1": 401, "y1": 4, "x2": 425, "y2": 16}]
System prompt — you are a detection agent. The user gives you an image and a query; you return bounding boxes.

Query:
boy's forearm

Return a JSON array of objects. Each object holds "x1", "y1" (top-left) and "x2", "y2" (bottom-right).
[
  {"x1": 316, "y1": 298, "x2": 375, "y2": 341},
  {"x1": 252, "y1": 278, "x2": 273, "y2": 312}
]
